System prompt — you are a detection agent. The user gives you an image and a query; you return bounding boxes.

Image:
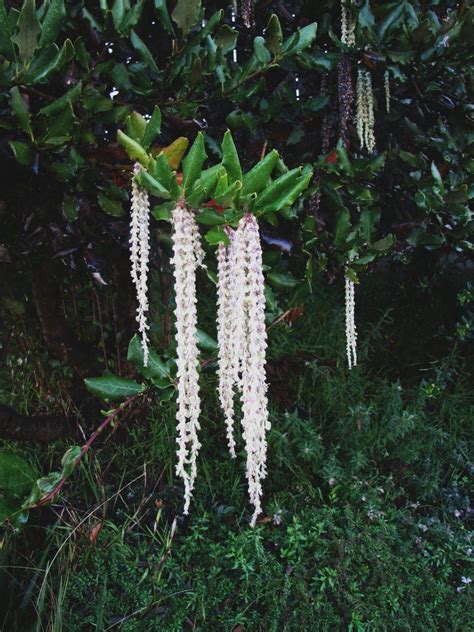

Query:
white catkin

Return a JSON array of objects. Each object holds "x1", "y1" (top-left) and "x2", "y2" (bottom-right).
[
  {"x1": 130, "y1": 163, "x2": 150, "y2": 365},
  {"x1": 356, "y1": 69, "x2": 376, "y2": 153},
  {"x1": 171, "y1": 202, "x2": 203, "y2": 514},
  {"x1": 341, "y1": 1, "x2": 356, "y2": 47},
  {"x1": 215, "y1": 215, "x2": 270, "y2": 526},
  {"x1": 345, "y1": 271, "x2": 357, "y2": 369},
  {"x1": 384, "y1": 70, "x2": 391, "y2": 113},
  {"x1": 239, "y1": 214, "x2": 270, "y2": 527},
  {"x1": 216, "y1": 230, "x2": 237, "y2": 457}
]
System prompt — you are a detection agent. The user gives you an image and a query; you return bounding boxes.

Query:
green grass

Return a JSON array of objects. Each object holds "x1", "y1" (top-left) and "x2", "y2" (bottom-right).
[{"x1": 1, "y1": 275, "x2": 473, "y2": 631}]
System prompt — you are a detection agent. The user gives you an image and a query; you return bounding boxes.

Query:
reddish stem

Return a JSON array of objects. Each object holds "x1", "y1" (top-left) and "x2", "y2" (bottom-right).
[{"x1": 36, "y1": 392, "x2": 143, "y2": 507}]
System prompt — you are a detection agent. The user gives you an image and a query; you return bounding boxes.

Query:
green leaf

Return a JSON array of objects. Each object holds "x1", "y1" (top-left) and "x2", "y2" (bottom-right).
[
  {"x1": 431, "y1": 161, "x2": 444, "y2": 193},
  {"x1": 196, "y1": 328, "x2": 218, "y2": 351},
  {"x1": 204, "y1": 226, "x2": 230, "y2": 246},
  {"x1": 9, "y1": 140, "x2": 35, "y2": 165},
  {"x1": 25, "y1": 38, "x2": 74, "y2": 83},
  {"x1": 334, "y1": 207, "x2": 351, "y2": 247},
  {"x1": 9, "y1": 87, "x2": 33, "y2": 140},
  {"x1": 196, "y1": 207, "x2": 238, "y2": 226},
  {"x1": 0, "y1": 497, "x2": 22, "y2": 524},
  {"x1": 117, "y1": 129, "x2": 149, "y2": 166},
  {"x1": 171, "y1": 0, "x2": 201, "y2": 36},
  {"x1": 84, "y1": 375, "x2": 145, "y2": 402},
  {"x1": 36, "y1": 472, "x2": 62, "y2": 494},
  {"x1": 154, "y1": 0, "x2": 175, "y2": 36},
  {"x1": 0, "y1": 1, "x2": 15, "y2": 59},
  {"x1": 62, "y1": 196, "x2": 79, "y2": 221},
  {"x1": 283, "y1": 22, "x2": 317, "y2": 55},
  {"x1": 97, "y1": 192, "x2": 124, "y2": 217},
  {"x1": 126, "y1": 111, "x2": 147, "y2": 143},
  {"x1": 358, "y1": 0, "x2": 375, "y2": 31},
  {"x1": 183, "y1": 132, "x2": 207, "y2": 194},
  {"x1": 221, "y1": 130, "x2": 242, "y2": 184},
  {"x1": 215, "y1": 24, "x2": 237, "y2": 53},
  {"x1": 130, "y1": 29, "x2": 159, "y2": 74},
  {"x1": 38, "y1": 82, "x2": 82, "y2": 116},
  {"x1": 112, "y1": 0, "x2": 126, "y2": 32},
  {"x1": 127, "y1": 334, "x2": 171, "y2": 381},
  {"x1": 60, "y1": 446, "x2": 81, "y2": 478},
  {"x1": 39, "y1": 0, "x2": 65, "y2": 48},
  {"x1": 151, "y1": 201, "x2": 174, "y2": 222},
  {"x1": 257, "y1": 172, "x2": 312, "y2": 214},
  {"x1": 267, "y1": 271, "x2": 299, "y2": 289},
  {"x1": 371, "y1": 233, "x2": 395, "y2": 252},
  {"x1": 37, "y1": 101, "x2": 76, "y2": 145},
  {"x1": 0, "y1": 452, "x2": 37, "y2": 498},
  {"x1": 255, "y1": 168, "x2": 302, "y2": 210},
  {"x1": 137, "y1": 169, "x2": 170, "y2": 199},
  {"x1": 253, "y1": 35, "x2": 271, "y2": 64},
  {"x1": 142, "y1": 106, "x2": 162, "y2": 148},
  {"x1": 265, "y1": 14, "x2": 283, "y2": 57},
  {"x1": 14, "y1": 0, "x2": 41, "y2": 61},
  {"x1": 242, "y1": 149, "x2": 279, "y2": 195},
  {"x1": 378, "y1": 2, "x2": 406, "y2": 42}
]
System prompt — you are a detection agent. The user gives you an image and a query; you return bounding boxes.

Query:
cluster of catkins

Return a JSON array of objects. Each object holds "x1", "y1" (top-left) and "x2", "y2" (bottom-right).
[
  {"x1": 129, "y1": 173, "x2": 270, "y2": 525},
  {"x1": 356, "y1": 68, "x2": 376, "y2": 153},
  {"x1": 171, "y1": 209, "x2": 269, "y2": 526},
  {"x1": 216, "y1": 214, "x2": 270, "y2": 527}
]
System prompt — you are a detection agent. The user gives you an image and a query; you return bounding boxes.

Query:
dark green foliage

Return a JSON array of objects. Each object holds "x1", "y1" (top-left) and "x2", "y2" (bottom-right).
[{"x1": 2, "y1": 271, "x2": 473, "y2": 630}]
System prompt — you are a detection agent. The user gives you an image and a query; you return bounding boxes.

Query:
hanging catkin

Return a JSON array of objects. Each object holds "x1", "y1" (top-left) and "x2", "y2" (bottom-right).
[
  {"x1": 130, "y1": 162, "x2": 151, "y2": 365},
  {"x1": 171, "y1": 202, "x2": 204, "y2": 514},
  {"x1": 356, "y1": 69, "x2": 376, "y2": 153},
  {"x1": 345, "y1": 270, "x2": 357, "y2": 369}
]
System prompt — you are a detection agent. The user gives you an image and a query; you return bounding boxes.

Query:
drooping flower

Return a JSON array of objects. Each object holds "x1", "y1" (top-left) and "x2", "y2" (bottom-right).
[
  {"x1": 216, "y1": 229, "x2": 237, "y2": 457},
  {"x1": 239, "y1": 214, "x2": 270, "y2": 527},
  {"x1": 240, "y1": 0, "x2": 255, "y2": 28},
  {"x1": 216, "y1": 214, "x2": 270, "y2": 526},
  {"x1": 338, "y1": 56, "x2": 355, "y2": 145},
  {"x1": 345, "y1": 270, "x2": 357, "y2": 369},
  {"x1": 356, "y1": 69, "x2": 376, "y2": 153},
  {"x1": 130, "y1": 162, "x2": 150, "y2": 365},
  {"x1": 171, "y1": 202, "x2": 204, "y2": 514},
  {"x1": 384, "y1": 70, "x2": 391, "y2": 113},
  {"x1": 341, "y1": 1, "x2": 356, "y2": 47}
]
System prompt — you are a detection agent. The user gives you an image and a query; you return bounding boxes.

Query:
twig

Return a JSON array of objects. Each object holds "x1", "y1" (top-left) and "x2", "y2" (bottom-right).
[{"x1": 35, "y1": 392, "x2": 144, "y2": 507}]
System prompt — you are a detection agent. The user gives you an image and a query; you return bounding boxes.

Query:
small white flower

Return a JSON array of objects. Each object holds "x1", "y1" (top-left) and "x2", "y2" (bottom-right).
[
  {"x1": 171, "y1": 202, "x2": 204, "y2": 514},
  {"x1": 340, "y1": 1, "x2": 356, "y2": 47},
  {"x1": 216, "y1": 214, "x2": 270, "y2": 527},
  {"x1": 356, "y1": 69, "x2": 376, "y2": 153},
  {"x1": 345, "y1": 270, "x2": 357, "y2": 369},
  {"x1": 130, "y1": 163, "x2": 151, "y2": 365},
  {"x1": 461, "y1": 576, "x2": 472, "y2": 585}
]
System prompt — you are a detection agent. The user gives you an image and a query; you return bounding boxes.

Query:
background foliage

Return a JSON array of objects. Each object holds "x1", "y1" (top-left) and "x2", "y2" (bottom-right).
[{"x1": 0, "y1": 0, "x2": 473, "y2": 630}]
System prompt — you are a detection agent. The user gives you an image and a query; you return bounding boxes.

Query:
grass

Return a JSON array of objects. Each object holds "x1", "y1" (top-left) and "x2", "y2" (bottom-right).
[{"x1": 1, "y1": 269, "x2": 473, "y2": 631}]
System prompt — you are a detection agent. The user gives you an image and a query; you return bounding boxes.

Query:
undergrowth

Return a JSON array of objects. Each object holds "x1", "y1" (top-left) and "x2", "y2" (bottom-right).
[{"x1": 1, "y1": 273, "x2": 473, "y2": 631}]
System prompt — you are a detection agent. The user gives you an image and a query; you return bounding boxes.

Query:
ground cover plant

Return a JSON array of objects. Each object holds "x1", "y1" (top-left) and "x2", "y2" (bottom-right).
[{"x1": 0, "y1": 0, "x2": 473, "y2": 630}]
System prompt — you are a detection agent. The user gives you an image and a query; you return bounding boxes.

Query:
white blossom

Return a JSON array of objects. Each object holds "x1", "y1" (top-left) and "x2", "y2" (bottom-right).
[
  {"x1": 215, "y1": 214, "x2": 270, "y2": 526},
  {"x1": 384, "y1": 70, "x2": 391, "y2": 113},
  {"x1": 345, "y1": 270, "x2": 357, "y2": 369},
  {"x1": 341, "y1": 1, "x2": 356, "y2": 47},
  {"x1": 130, "y1": 163, "x2": 150, "y2": 365},
  {"x1": 237, "y1": 214, "x2": 270, "y2": 526},
  {"x1": 216, "y1": 230, "x2": 237, "y2": 457},
  {"x1": 356, "y1": 69, "x2": 376, "y2": 153},
  {"x1": 171, "y1": 202, "x2": 204, "y2": 514}
]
